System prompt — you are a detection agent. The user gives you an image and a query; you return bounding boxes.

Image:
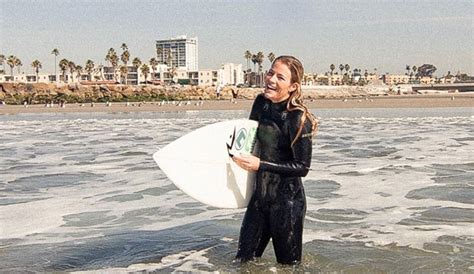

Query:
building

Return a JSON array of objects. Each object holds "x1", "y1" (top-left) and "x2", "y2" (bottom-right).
[
  {"x1": 156, "y1": 35, "x2": 198, "y2": 71},
  {"x1": 328, "y1": 74, "x2": 343, "y2": 85},
  {"x1": 218, "y1": 63, "x2": 244, "y2": 86},
  {"x1": 198, "y1": 70, "x2": 218, "y2": 86},
  {"x1": 420, "y1": 76, "x2": 435, "y2": 85},
  {"x1": 0, "y1": 73, "x2": 56, "y2": 83},
  {"x1": 364, "y1": 73, "x2": 379, "y2": 84},
  {"x1": 384, "y1": 74, "x2": 410, "y2": 85}
]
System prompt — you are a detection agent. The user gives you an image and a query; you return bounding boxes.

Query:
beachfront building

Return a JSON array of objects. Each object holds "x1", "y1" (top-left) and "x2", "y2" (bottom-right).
[
  {"x1": 364, "y1": 73, "x2": 379, "y2": 84},
  {"x1": 198, "y1": 70, "x2": 218, "y2": 86},
  {"x1": 217, "y1": 63, "x2": 244, "y2": 86},
  {"x1": 103, "y1": 66, "x2": 116, "y2": 82},
  {"x1": 312, "y1": 74, "x2": 328, "y2": 85},
  {"x1": 156, "y1": 35, "x2": 198, "y2": 71},
  {"x1": 0, "y1": 73, "x2": 57, "y2": 84},
  {"x1": 420, "y1": 76, "x2": 435, "y2": 85},
  {"x1": 328, "y1": 74, "x2": 343, "y2": 85},
  {"x1": 384, "y1": 74, "x2": 410, "y2": 85},
  {"x1": 188, "y1": 71, "x2": 199, "y2": 85}
]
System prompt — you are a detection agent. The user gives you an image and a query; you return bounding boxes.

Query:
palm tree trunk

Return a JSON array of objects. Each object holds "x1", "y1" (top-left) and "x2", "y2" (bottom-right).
[{"x1": 54, "y1": 56, "x2": 57, "y2": 83}]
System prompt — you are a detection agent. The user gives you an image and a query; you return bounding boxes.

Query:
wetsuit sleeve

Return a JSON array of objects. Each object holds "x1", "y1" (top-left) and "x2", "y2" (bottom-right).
[{"x1": 259, "y1": 113, "x2": 313, "y2": 177}]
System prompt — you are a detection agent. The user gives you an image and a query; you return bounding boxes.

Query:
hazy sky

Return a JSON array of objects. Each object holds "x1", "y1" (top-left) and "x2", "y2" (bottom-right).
[{"x1": 1, "y1": 0, "x2": 473, "y2": 75}]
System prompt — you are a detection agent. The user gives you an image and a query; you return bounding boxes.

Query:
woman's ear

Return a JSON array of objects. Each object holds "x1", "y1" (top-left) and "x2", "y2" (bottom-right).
[{"x1": 289, "y1": 83, "x2": 298, "y2": 92}]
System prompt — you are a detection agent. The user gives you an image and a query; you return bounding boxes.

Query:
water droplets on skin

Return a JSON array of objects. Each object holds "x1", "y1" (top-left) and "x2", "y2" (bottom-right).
[{"x1": 0, "y1": 108, "x2": 473, "y2": 272}]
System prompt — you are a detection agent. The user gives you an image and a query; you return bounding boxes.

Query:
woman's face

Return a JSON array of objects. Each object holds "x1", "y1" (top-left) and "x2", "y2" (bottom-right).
[{"x1": 263, "y1": 61, "x2": 297, "y2": 103}]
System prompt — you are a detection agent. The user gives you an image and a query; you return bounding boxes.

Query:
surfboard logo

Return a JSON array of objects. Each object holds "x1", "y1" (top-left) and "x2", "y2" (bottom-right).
[
  {"x1": 227, "y1": 125, "x2": 257, "y2": 157},
  {"x1": 235, "y1": 128, "x2": 247, "y2": 150}
]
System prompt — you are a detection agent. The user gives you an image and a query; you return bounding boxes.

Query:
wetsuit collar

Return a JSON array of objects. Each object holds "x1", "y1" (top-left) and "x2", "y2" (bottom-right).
[{"x1": 269, "y1": 96, "x2": 289, "y2": 112}]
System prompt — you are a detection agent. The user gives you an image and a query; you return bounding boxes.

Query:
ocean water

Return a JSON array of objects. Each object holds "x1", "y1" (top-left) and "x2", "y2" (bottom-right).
[{"x1": 0, "y1": 107, "x2": 473, "y2": 273}]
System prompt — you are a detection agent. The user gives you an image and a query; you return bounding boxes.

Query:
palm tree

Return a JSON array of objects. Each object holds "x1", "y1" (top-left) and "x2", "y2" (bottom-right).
[
  {"x1": 105, "y1": 48, "x2": 119, "y2": 81},
  {"x1": 7, "y1": 55, "x2": 17, "y2": 78},
  {"x1": 68, "y1": 61, "x2": 76, "y2": 82},
  {"x1": 412, "y1": 65, "x2": 417, "y2": 77},
  {"x1": 15, "y1": 58, "x2": 22, "y2": 74},
  {"x1": 251, "y1": 54, "x2": 258, "y2": 72},
  {"x1": 85, "y1": 59, "x2": 95, "y2": 81},
  {"x1": 119, "y1": 65, "x2": 128, "y2": 84},
  {"x1": 339, "y1": 64, "x2": 344, "y2": 75},
  {"x1": 344, "y1": 64, "x2": 350, "y2": 75},
  {"x1": 120, "y1": 43, "x2": 128, "y2": 52},
  {"x1": 120, "y1": 43, "x2": 130, "y2": 67},
  {"x1": 31, "y1": 59, "x2": 42, "y2": 82},
  {"x1": 405, "y1": 65, "x2": 410, "y2": 76},
  {"x1": 267, "y1": 52, "x2": 276, "y2": 64},
  {"x1": 167, "y1": 66, "x2": 177, "y2": 84},
  {"x1": 58, "y1": 58, "x2": 69, "y2": 83},
  {"x1": 132, "y1": 57, "x2": 142, "y2": 85},
  {"x1": 256, "y1": 51, "x2": 265, "y2": 73},
  {"x1": 330, "y1": 64, "x2": 335, "y2": 75},
  {"x1": 132, "y1": 57, "x2": 142, "y2": 69},
  {"x1": 244, "y1": 50, "x2": 252, "y2": 71},
  {"x1": 140, "y1": 64, "x2": 150, "y2": 83},
  {"x1": 0, "y1": 54, "x2": 5, "y2": 74},
  {"x1": 149, "y1": 57, "x2": 158, "y2": 80},
  {"x1": 76, "y1": 65, "x2": 83, "y2": 81},
  {"x1": 51, "y1": 48, "x2": 59, "y2": 82}
]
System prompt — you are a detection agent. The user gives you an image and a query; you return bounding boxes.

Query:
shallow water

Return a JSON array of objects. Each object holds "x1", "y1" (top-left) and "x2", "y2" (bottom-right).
[{"x1": 0, "y1": 108, "x2": 473, "y2": 272}]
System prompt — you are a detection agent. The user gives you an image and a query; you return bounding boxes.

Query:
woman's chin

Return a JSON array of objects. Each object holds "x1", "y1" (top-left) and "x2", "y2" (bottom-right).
[{"x1": 263, "y1": 90, "x2": 275, "y2": 100}]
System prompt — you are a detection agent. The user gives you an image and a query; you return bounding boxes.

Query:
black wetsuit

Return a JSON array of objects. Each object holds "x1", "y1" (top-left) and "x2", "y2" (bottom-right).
[{"x1": 235, "y1": 94, "x2": 313, "y2": 264}]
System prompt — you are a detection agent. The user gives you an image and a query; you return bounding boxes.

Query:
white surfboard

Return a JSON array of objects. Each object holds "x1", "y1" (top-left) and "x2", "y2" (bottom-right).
[{"x1": 153, "y1": 119, "x2": 259, "y2": 208}]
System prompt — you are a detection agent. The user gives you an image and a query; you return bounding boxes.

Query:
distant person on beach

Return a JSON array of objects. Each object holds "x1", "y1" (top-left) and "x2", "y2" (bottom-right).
[
  {"x1": 216, "y1": 84, "x2": 223, "y2": 99},
  {"x1": 232, "y1": 55, "x2": 319, "y2": 264}
]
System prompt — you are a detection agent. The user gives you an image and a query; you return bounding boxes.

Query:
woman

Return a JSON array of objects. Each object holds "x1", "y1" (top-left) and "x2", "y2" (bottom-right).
[{"x1": 232, "y1": 55, "x2": 318, "y2": 264}]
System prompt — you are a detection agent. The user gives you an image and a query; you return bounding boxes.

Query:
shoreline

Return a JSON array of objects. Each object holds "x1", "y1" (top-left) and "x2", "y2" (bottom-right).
[{"x1": 0, "y1": 94, "x2": 473, "y2": 115}]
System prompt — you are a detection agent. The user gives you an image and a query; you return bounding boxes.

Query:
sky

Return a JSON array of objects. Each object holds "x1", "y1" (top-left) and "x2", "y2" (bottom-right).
[{"x1": 1, "y1": 0, "x2": 473, "y2": 76}]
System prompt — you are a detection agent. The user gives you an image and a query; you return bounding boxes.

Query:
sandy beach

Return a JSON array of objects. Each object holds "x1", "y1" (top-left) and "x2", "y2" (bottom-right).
[{"x1": 0, "y1": 93, "x2": 472, "y2": 115}]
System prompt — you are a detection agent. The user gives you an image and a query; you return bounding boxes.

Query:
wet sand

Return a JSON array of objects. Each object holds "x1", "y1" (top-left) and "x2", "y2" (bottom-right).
[{"x1": 0, "y1": 94, "x2": 473, "y2": 114}]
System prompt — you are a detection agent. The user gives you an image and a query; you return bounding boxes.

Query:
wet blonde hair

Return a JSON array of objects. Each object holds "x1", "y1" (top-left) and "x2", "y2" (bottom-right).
[{"x1": 272, "y1": 55, "x2": 319, "y2": 146}]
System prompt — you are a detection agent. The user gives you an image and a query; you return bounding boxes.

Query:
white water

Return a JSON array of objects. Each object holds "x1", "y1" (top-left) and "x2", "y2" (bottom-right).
[{"x1": 0, "y1": 108, "x2": 473, "y2": 272}]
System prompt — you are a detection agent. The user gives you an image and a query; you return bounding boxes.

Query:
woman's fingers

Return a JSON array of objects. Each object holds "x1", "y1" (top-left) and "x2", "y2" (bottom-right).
[
  {"x1": 232, "y1": 154, "x2": 259, "y2": 171},
  {"x1": 232, "y1": 155, "x2": 249, "y2": 170}
]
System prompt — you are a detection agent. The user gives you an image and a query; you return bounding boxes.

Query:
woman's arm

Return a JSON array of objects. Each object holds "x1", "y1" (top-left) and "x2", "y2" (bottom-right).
[
  {"x1": 259, "y1": 114, "x2": 313, "y2": 177},
  {"x1": 234, "y1": 112, "x2": 313, "y2": 177}
]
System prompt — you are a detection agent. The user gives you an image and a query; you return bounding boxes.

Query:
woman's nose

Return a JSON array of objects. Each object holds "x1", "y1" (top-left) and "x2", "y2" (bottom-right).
[{"x1": 268, "y1": 74, "x2": 277, "y2": 83}]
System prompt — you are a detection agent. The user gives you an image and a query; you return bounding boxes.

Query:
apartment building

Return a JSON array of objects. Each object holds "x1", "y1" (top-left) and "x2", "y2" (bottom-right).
[
  {"x1": 0, "y1": 73, "x2": 56, "y2": 83},
  {"x1": 156, "y1": 35, "x2": 198, "y2": 71},
  {"x1": 218, "y1": 63, "x2": 244, "y2": 86},
  {"x1": 384, "y1": 74, "x2": 410, "y2": 85},
  {"x1": 198, "y1": 70, "x2": 218, "y2": 86}
]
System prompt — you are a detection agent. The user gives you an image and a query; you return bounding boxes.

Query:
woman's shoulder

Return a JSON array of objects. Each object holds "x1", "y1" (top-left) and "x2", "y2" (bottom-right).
[
  {"x1": 255, "y1": 93, "x2": 266, "y2": 102},
  {"x1": 287, "y1": 108, "x2": 304, "y2": 119},
  {"x1": 288, "y1": 108, "x2": 314, "y2": 126},
  {"x1": 251, "y1": 93, "x2": 268, "y2": 107}
]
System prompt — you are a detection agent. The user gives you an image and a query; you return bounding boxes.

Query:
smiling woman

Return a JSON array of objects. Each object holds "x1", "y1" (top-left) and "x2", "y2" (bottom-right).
[{"x1": 232, "y1": 55, "x2": 319, "y2": 265}]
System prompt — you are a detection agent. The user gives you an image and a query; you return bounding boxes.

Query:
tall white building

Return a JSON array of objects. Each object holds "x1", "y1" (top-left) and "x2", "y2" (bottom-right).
[
  {"x1": 156, "y1": 35, "x2": 198, "y2": 71},
  {"x1": 218, "y1": 63, "x2": 244, "y2": 86}
]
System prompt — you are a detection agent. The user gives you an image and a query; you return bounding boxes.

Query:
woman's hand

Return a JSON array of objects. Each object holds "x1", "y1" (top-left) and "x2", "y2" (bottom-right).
[{"x1": 232, "y1": 154, "x2": 260, "y2": 172}]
